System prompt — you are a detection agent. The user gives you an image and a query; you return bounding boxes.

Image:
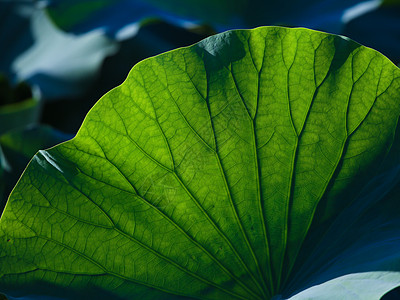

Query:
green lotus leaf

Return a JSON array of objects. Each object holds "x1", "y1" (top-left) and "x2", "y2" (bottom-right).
[{"x1": 1, "y1": 27, "x2": 400, "y2": 299}]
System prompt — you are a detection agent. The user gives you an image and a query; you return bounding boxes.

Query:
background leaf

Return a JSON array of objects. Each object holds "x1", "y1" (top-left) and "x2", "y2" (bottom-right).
[
  {"x1": 0, "y1": 2, "x2": 118, "y2": 101},
  {"x1": 343, "y1": 2, "x2": 400, "y2": 65},
  {"x1": 0, "y1": 99, "x2": 41, "y2": 136},
  {"x1": 45, "y1": 0, "x2": 382, "y2": 33}
]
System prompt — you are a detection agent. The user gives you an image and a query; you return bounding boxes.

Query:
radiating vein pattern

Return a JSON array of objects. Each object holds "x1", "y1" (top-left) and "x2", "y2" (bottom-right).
[{"x1": 1, "y1": 27, "x2": 400, "y2": 300}]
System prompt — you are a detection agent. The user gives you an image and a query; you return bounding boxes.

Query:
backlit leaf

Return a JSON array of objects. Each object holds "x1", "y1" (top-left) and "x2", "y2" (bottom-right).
[{"x1": 1, "y1": 27, "x2": 400, "y2": 299}]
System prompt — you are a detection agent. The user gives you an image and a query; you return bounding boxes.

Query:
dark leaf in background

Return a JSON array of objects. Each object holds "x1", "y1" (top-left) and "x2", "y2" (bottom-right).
[
  {"x1": 0, "y1": 2, "x2": 34, "y2": 82},
  {"x1": 45, "y1": 0, "x2": 381, "y2": 34},
  {"x1": 0, "y1": 98, "x2": 41, "y2": 136},
  {"x1": 46, "y1": 0, "x2": 196, "y2": 37},
  {"x1": 343, "y1": 4, "x2": 400, "y2": 64},
  {"x1": 0, "y1": 73, "x2": 41, "y2": 136},
  {"x1": 0, "y1": 2, "x2": 118, "y2": 101}
]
